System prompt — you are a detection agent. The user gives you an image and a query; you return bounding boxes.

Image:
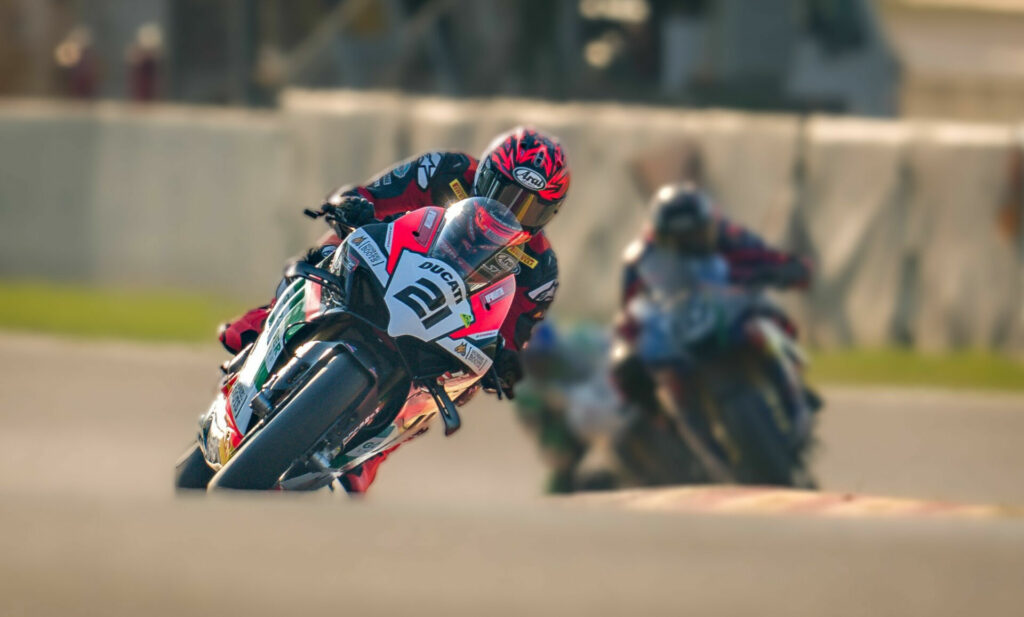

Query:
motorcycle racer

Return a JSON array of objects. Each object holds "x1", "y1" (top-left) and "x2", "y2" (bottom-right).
[
  {"x1": 217, "y1": 127, "x2": 570, "y2": 494},
  {"x1": 613, "y1": 183, "x2": 813, "y2": 416}
]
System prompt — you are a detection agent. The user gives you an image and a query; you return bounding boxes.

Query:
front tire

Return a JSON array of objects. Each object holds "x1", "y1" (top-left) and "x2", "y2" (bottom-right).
[
  {"x1": 208, "y1": 353, "x2": 372, "y2": 491},
  {"x1": 175, "y1": 443, "x2": 215, "y2": 491},
  {"x1": 713, "y1": 359, "x2": 815, "y2": 488}
]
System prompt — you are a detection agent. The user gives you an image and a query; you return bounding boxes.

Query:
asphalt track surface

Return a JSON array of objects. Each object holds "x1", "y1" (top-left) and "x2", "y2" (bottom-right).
[{"x1": 1, "y1": 332, "x2": 1023, "y2": 616}]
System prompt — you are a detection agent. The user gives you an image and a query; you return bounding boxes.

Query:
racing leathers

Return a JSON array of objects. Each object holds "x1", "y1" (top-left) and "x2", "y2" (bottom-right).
[{"x1": 219, "y1": 151, "x2": 560, "y2": 494}]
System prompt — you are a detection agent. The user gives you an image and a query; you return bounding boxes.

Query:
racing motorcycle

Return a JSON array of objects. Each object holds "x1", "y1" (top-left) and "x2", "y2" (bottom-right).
[
  {"x1": 613, "y1": 252, "x2": 820, "y2": 488},
  {"x1": 175, "y1": 197, "x2": 527, "y2": 491}
]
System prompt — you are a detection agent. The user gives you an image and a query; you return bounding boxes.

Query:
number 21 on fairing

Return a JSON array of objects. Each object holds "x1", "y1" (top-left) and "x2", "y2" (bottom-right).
[{"x1": 384, "y1": 253, "x2": 472, "y2": 341}]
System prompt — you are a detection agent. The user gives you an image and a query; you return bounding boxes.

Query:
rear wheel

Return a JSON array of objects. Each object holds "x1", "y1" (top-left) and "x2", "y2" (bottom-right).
[{"x1": 208, "y1": 353, "x2": 372, "y2": 491}]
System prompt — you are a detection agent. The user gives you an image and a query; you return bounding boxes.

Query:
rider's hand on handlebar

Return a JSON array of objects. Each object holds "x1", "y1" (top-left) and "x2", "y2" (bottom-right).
[
  {"x1": 331, "y1": 195, "x2": 376, "y2": 228},
  {"x1": 307, "y1": 195, "x2": 377, "y2": 237}
]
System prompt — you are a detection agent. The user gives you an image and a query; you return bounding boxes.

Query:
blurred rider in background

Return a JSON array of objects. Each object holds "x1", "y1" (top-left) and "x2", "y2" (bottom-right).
[
  {"x1": 514, "y1": 322, "x2": 621, "y2": 493},
  {"x1": 217, "y1": 127, "x2": 570, "y2": 494},
  {"x1": 613, "y1": 182, "x2": 813, "y2": 416}
]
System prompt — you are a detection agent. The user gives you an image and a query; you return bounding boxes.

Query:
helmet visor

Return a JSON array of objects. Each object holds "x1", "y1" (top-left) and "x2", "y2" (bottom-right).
[{"x1": 476, "y1": 166, "x2": 556, "y2": 230}]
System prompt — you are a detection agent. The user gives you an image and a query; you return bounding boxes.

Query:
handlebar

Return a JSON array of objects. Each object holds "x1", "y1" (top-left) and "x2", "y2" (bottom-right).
[{"x1": 303, "y1": 204, "x2": 355, "y2": 240}]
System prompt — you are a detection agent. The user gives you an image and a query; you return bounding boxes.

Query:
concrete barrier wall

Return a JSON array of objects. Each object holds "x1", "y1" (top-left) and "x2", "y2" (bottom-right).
[
  {"x1": 0, "y1": 103, "x2": 98, "y2": 282},
  {"x1": 798, "y1": 117, "x2": 914, "y2": 348},
  {"x1": 0, "y1": 101, "x2": 298, "y2": 302},
  {"x1": 1, "y1": 93, "x2": 1022, "y2": 349},
  {"x1": 89, "y1": 106, "x2": 295, "y2": 300},
  {"x1": 906, "y1": 123, "x2": 1022, "y2": 350}
]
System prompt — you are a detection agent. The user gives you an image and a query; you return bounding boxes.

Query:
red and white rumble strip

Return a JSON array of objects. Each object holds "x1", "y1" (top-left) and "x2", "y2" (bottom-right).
[{"x1": 565, "y1": 486, "x2": 1024, "y2": 519}]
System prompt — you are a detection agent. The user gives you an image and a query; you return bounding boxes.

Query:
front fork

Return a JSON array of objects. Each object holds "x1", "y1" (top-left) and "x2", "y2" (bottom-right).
[{"x1": 743, "y1": 318, "x2": 814, "y2": 445}]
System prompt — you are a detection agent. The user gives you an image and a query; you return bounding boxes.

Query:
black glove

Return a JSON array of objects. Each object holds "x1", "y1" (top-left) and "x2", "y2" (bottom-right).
[
  {"x1": 481, "y1": 347, "x2": 523, "y2": 400},
  {"x1": 746, "y1": 258, "x2": 810, "y2": 289},
  {"x1": 332, "y1": 195, "x2": 376, "y2": 228}
]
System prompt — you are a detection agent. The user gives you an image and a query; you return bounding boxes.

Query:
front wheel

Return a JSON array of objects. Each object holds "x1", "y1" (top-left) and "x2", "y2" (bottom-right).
[
  {"x1": 208, "y1": 353, "x2": 372, "y2": 491},
  {"x1": 174, "y1": 443, "x2": 215, "y2": 491},
  {"x1": 714, "y1": 365, "x2": 816, "y2": 488}
]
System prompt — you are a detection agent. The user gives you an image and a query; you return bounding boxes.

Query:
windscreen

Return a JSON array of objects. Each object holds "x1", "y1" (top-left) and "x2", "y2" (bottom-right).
[{"x1": 428, "y1": 197, "x2": 529, "y2": 291}]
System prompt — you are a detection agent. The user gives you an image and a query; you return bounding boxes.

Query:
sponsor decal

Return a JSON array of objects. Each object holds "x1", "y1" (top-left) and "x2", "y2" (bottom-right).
[
  {"x1": 513, "y1": 166, "x2": 546, "y2": 190},
  {"x1": 417, "y1": 153, "x2": 442, "y2": 189},
  {"x1": 229, "y1": 385, "x2": 247, "y2": 420},
  {"x1": 452, "y1": 340, "x2": 489, "y2": 373},
  {"x1": 415, "y1": 208, "x2": 440, "y2": 243},
  {"x1": 417, "y1": 262, "x2": 465, "y2": 303},
  {"x1": 357, "y1": 437, "x2": 386, "y2": 452},
  {"x1": 423, "y1": 208, "x2": 439, "y2": 228},
  {"x1": 480, "y1": 252, "x2": 519, "y2": 277},
  {"x1": 449, "y1": 179, "x2": 468, "y2": 201},
  {"x1": 508, "y1": 245, "x2": 538, "y2": 269},
  {"x1": 495, "y1": 251, "x2": 519, "y2": 274},
  {"x1": 527, "y1": 279, "x2": 558, "y2": 303},
  {"x1": 465, "y1": 347, "x2": 489, "y2": 373},
  {"x1": 393, "y1": 162, "x2": 412, "y2": 178},
  {"x1": 341, "y1": 407, "x2": 381, "y2": 447},
  {"x1": 460, "y1": 313, "x2": 474, "y2": 327},
  {"x1": 350, "y1": 233, "x2": 385, "y2": 266},
  {"x1": 483, "y1": 287, "x2": 506, "y2": 304}
]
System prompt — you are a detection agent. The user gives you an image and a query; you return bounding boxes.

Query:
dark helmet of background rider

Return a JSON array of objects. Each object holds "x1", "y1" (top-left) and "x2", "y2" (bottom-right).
[
  {"x1": 649, "y1": 183, "x2": 716, "y2": 254},
  {"x1": 473, "y1": 127, "x2": 570, "y2": 233}
]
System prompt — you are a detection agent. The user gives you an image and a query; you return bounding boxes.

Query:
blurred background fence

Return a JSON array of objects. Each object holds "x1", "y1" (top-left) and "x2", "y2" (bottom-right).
[{"x1": 1, "y1": 90, "x2": 1022, "y2": 351}]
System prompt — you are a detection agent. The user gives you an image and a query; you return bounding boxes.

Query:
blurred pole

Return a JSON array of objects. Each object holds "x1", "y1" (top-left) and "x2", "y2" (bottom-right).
[
  {"x1": 17, "y1": 0, "x2": 53, "y2": 95},
  {"x1": 226, "y1": 0, "x2": 258, "y2": 105},
  {"x1": 423, "y1": 5, "x2": 459, "y2": 95},
  {"x1": 382, "y1": 0, "x2": 462, "y2": 89},
  {"x1": 555, "y1": 0, "x2": 581, "y2": 100},
  {"x1": 284, "y1": 0, "x2": 376, "y2": 86}
]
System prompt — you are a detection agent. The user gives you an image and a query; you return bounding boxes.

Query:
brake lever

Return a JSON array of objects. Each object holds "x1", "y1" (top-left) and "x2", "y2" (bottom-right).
[{"x1": 303, "y1": 205, "x2": 354, "y2": 240}]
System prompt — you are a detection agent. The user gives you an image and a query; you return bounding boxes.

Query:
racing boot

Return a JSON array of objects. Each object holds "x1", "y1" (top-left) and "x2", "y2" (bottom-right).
[
  {"x1": 339, "y1": 444, "x2": 402, "y2": 495},
  {"x1": 218, "y1": 303, "x2": 272, "y2": 355}
]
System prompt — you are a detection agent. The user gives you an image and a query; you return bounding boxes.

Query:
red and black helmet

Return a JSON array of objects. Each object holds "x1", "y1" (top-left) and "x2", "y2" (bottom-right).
[{"x1": 473, "y1": 127, "x2": 570, "y2": 232}]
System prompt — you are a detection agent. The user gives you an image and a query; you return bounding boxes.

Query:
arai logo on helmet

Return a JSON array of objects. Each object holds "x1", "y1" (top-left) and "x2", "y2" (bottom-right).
[{"x1": 512, "y1": 167, "x2": 546, "y2": 190}]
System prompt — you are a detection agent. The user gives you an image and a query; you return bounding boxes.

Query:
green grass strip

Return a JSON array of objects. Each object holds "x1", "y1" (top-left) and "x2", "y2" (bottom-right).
[
  {"x1": 1, "y1": 281, "x2": 1022, "y2": 391},
  {"x1": 0, "y1": 280, "x2": 248, "y2": 343},
  {"x1": 809, "y1": 348, "x2": 1024, "y2": 392}
]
